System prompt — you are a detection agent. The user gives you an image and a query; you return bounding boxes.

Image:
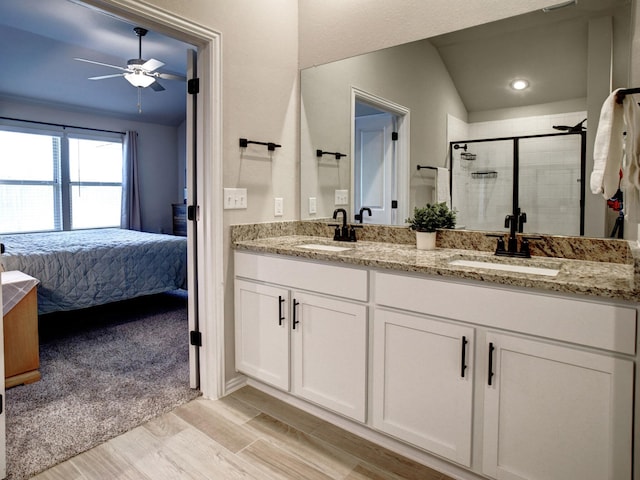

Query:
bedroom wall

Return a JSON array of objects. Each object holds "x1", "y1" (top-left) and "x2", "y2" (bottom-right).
[{"x1": 0, "y1": 97, "x2": 183, "y2": 234}]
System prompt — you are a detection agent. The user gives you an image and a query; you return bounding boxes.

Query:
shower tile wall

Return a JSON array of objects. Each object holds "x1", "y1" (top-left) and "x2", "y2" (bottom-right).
[{"x1": 447, "y1": 112, "x2": 586, "y2": 236}]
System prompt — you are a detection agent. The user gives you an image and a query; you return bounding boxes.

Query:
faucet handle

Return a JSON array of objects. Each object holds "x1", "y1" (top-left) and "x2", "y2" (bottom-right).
[
  {"x1": 518, "y1": 211, "x2": 527, "y2": 233},
  {"x1": 504, "y1": 215, "x2": 512, "y2": 228},
  {"x1": 520, "y1": 235, "x2": 541, "y2": 257},
  {"x1": 348, "y1": 224, "x2": 363, "y2": 242},
  {"x1": 328, "y1": 223, "x2": 341, "y2": 241},
  {"x1": 486, "y1": 233, "x2": 506, "y2": 254}
]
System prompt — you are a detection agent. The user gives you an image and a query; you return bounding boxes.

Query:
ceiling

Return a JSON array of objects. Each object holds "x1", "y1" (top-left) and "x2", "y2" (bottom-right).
[
  {"x1": 0, "y1": 0, "x2": 631, "y2": 125},
  {"x1": 0, "y1": 0, "x2": 194, "y2": 126},
  {"x1": 430, "y1": 0, "x2": 631, "y2": 113}
]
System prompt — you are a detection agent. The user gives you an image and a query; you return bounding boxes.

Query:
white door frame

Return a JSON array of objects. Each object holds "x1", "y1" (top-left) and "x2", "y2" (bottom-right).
[
  {"x1": 84, "y1": 0, "x2": 225, "y2": 399},
  {"x1": 350, "y1": 87, "x2": 410, "y2": 224}
]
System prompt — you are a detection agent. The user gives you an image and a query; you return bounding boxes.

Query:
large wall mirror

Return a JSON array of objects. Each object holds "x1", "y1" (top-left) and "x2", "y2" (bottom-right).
[{"x1": 300, "y1": 0, "x2": 631, "y2": 238}]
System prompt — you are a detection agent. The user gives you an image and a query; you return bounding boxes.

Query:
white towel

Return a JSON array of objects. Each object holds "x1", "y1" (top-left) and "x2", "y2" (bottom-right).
[
  {"x1": 623, "y1": 94, "x2": 640, "y2": 189},
  {"x1": 622, "y1": 93, "x2": 640, "y2": 221},
  {"x1": 436, "y1": 167, "x2": 450, "y2": 205},
  {"x1": 590, "y1": 88, "x2": 624, "y2": 198}
]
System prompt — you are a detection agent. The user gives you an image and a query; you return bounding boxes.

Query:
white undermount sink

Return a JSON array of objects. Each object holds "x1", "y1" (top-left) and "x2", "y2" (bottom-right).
[
  {"x1": 296, "y1": 243, "x2": 353, "y2": 252},
  {"x1": 448, "y1": 259, "x2": 560, "y2": 277}
]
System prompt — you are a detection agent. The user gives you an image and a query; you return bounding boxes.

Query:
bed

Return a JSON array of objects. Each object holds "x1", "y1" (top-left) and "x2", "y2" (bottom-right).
[{"x1": 0, "y1": 228, "x2": 187, "y2": 314}]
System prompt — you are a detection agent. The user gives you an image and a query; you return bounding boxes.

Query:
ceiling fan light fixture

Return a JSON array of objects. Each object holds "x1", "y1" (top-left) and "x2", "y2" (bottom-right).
[{"x1": 124, "y1": 71, "x2": 155, "y2": 88}]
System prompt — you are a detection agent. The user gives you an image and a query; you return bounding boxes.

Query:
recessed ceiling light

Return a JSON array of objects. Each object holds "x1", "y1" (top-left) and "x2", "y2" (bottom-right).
[{"x1": 510, "y1": 79, "x2": 529, "y2": 91}]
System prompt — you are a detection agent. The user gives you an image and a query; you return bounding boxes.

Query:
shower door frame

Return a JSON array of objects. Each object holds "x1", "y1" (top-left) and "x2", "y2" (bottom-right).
[{"x1": 449, "y1": 130, "x2": 587, "y2": 236}]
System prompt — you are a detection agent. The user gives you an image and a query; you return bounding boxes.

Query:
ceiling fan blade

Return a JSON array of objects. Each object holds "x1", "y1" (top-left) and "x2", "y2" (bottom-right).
[
  {"x1": 150, "y1": 81, "x2": 165, "y2": 92},
  {"x1": 88, "y1": 73, "x2": 126, "y2": 80},
  {"x1": 157, "y1": 72, "x2": 187, "y2": 82},
  {"x1": 142, "y1": 58, "x2": 164, "y2": 72},
  {"x1": 74, "y1": 57, "x2": 130, "y2": 72}
]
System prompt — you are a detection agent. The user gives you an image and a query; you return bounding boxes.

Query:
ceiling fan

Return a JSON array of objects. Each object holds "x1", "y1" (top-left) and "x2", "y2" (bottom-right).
[{"x1": 74, "y1": 27, "x2": 186, "y2": 92}]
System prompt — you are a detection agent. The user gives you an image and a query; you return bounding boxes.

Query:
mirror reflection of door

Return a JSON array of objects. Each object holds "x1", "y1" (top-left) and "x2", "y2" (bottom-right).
[{"x1": 354, "y1": 102, "x2": 398, "y2": 225}]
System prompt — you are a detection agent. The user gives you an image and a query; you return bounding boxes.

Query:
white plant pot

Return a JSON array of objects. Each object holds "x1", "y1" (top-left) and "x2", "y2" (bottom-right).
[{"x1": 416, "y1": 231, "x2": 437, "y2": 250}]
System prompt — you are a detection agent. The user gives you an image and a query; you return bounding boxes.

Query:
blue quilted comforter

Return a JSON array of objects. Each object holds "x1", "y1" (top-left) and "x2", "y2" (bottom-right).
[{"x1": 0, "y1": 228, "x2": 187, "y2": 314}]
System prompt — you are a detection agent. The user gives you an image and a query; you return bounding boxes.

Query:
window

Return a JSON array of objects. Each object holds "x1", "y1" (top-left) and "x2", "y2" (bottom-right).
[
  {"x1": 0, "y1": 127, "x2": 123, "y2": 234},
  {"x1": 69, "y1": 137, "x2": 123, "y2": 229}
]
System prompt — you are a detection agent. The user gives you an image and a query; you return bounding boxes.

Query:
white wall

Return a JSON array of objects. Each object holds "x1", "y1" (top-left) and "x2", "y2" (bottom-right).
[
  {"x1": 0, "y1": 97, "x2": 183, "y2": 234},
  {"x1": 301, "y1": 38, "x2": 466, "y2": 220},
  {"x1": 135, "y1": 0, "x2": 299, "y2": 383}
]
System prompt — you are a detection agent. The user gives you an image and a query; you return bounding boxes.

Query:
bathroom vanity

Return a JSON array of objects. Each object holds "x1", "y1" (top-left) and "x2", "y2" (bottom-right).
[{"x1": 232, "y1": 227, "x2": 638, "y2": 480}]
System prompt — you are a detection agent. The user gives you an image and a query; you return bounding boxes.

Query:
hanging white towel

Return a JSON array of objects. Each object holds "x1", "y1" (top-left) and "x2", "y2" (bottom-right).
[
  {"x1": 436, "y1": 167, "x2": 450, "y2": 205},
  {"x1": 623, "y1": 94, "x2": 640, "y2": 189},
  {"x1": 590, "y1": 88, "x2": 624, "y2": 198},
  {"x1": 622, "y1": 93, "x2": 640, "y2": 221}
]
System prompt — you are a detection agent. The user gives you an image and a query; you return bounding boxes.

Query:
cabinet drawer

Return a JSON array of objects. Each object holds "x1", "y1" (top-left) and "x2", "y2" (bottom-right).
[
  {"x1": 375, "y1": 271, "x2": 637, "y2": 355},
  {"x1": 235, "y1": 251, "x2": 368, "y2": 301}
]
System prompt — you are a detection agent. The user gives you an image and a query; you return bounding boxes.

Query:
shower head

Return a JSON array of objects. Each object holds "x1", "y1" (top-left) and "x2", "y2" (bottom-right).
[{"x1": 552, "y1": 118, "x2": 586, "y2": 133}]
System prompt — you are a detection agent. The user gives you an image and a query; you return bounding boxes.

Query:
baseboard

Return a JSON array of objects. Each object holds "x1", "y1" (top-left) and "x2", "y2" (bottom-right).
[{"x1": 224, "y1": 373, "x2": 247, "y2": 395}]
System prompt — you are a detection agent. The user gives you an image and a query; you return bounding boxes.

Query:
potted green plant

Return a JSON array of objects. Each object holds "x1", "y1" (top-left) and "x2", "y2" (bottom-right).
[{"x1": 405, "y1": 202, "x2": 456, "y2": 250}]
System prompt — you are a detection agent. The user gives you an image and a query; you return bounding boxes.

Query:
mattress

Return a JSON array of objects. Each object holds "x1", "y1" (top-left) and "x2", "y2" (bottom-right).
[{"x1": 0, "y1": 228, "x2": 187, "y2": 314}]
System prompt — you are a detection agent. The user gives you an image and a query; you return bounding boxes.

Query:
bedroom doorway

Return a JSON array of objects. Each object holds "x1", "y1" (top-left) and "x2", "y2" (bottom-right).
[
  {"x1": 1, "y1": 0, "x2": 223, "y2": 476},
  {"x1": 77, "y1": 0, "x2": 224, "y2": 397},
  {"x1": 73, "y1": 0, "x2": 224, "y2": 396}
]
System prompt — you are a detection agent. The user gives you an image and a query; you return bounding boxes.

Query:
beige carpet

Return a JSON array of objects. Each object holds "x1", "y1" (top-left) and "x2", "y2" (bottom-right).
[{"x1": 5, "y1": 290, "x2": 200, "y2": 480}]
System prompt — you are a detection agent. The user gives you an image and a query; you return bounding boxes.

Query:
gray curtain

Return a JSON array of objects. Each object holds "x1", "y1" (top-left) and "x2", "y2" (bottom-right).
[{"x1": 121, "y1": 131, "x2": 142, "y2": 230}]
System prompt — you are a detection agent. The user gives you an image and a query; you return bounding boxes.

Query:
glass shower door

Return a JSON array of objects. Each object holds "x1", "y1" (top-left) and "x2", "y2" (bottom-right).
[
  {"x1": 451, "y1": 139, "x2": 513, "y2": 232},
  {"x1": 518, "y1": 135, "x2": 582, "y2": 236}
]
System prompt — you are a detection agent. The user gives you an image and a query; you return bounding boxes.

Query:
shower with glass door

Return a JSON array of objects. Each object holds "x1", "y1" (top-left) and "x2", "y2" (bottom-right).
[{"x1": 450, "y1": 130, "x2": 586, "y2": 236}]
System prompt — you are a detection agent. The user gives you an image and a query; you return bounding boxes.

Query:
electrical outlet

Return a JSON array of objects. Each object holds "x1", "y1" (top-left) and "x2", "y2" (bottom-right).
[
  {"x1": 223, "y1": 188, "x2": 248, "y2": 209},
  {"x1": 335, "y1": 189, "x2": 349, "y2": 205},
  {"x1": 309, "y1": 197, "x2": 317, "y2": 214},
  {"x1": 274, "y1": 197, "x2": 284, "y2": 216}
]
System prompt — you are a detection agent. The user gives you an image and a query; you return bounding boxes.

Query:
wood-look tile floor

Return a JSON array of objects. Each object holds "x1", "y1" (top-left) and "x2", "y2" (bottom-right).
[{"x1": 32, "y1": 386, "x2": 455, "y2": 480}]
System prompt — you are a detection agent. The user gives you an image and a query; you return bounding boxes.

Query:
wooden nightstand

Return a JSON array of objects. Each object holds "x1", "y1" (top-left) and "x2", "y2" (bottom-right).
[{"x1": 1, "y1": 271, "x2": 41, "y2": 388}]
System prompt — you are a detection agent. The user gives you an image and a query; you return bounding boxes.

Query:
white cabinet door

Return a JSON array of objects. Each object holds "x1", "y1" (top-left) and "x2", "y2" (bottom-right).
[
  {"x1": 291, "y1": 291, "x2": 367, "y2": 422},
  {"x1": 234, "y1": 279, "x2": 290, "y2": 391},
  {"x1": 372, "y1": 308, "x2": 474, "y2": 467},
  {"x1": 483, "y1": 332, "x2": 633, "y2": 480}
]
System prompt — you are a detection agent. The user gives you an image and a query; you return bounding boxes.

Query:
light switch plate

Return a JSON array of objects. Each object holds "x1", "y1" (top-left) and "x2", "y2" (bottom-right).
[
  {"x1": 335, "y1": 189, "x2": 349, "y2": 205},
  {"x1": 224, "y1": 188, "x2": 248, "y2": 209},
  {"x1": 274, "y1": 197, "x2": 284, "y2": 216},
  {"x1": 309, "y1": 197, "x2": 317, "y2": 214}
]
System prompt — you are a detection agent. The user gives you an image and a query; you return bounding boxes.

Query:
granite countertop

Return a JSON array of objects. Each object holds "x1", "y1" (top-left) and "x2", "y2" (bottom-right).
[{"x1": 234, "y1": 235, "x2": 638, "y2": 302}]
